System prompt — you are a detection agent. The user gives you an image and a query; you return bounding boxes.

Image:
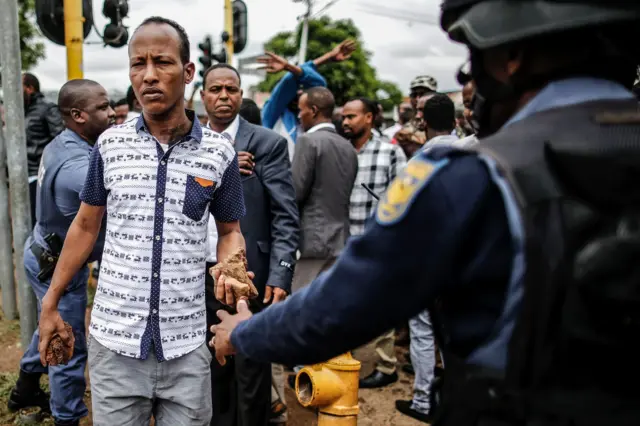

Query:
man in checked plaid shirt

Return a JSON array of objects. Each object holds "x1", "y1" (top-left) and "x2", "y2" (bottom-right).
[
  {"x1": 341, "y1": 97, "x2": 407, "y2": 388},
  {"x1": 343, "y1": 98, "x2": 407, "y2": 236}
]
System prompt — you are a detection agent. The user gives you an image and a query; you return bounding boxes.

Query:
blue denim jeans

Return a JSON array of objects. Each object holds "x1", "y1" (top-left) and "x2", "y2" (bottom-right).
[
  {"x1": 20, "y1": 236, "x2": 89, "y2": 422},
  {"x1": 409, "y1": 309, "x2": 436, "y2": 415}
]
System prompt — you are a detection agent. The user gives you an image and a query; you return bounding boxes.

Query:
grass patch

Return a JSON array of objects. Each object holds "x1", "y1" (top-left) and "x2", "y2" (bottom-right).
[
  {"x1": 0, "y1": 373, "x2": 53, "y2": 425},
  {"x1": 0, "y1": 372, "x2": 19, "y2": 425},
  {"x1": 0, "y1": 372, "x2": 92, "y2": 426},
  {"x1": 0, "y1": 320, "x2": 20, "y2": 346}
]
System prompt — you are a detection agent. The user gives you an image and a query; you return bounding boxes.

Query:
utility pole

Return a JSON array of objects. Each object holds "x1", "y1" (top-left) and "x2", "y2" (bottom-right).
[
  {"x1": 64, "y1": 0, "x2": 84, "y2": 79},
  {"x1": 298, "y1": 0, "x2": 312, "y2": 64},
  {"x1": 225, "y1": 0, "x2": 234, "y2": 64},
  {"x1": 0, "y1": 116, "x2": 17, "y2": 320},
  {"x1": 0, "y1": 0, "x2": 37, "y2": 346}
]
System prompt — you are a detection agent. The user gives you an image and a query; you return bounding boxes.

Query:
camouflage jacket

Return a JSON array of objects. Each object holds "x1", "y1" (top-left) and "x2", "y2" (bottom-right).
[{"x1": 394, "y1": 119, "x2": 426, "y2": 146}]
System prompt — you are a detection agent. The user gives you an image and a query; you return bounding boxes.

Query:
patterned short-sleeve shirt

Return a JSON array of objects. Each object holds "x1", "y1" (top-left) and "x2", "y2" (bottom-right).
[{"x1": 80, "y1": 111, "x2": 245, "y2": 361}]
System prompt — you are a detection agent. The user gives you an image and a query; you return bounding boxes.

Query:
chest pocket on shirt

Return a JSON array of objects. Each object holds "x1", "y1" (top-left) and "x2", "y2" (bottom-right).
[{"x1": 183, "y1": 175, "x2": 216, "y2": 222}]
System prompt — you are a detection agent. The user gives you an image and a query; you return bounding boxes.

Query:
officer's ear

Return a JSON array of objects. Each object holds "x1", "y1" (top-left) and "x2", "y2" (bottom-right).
[
  {"x1": 485, "y1": 45, "x2": 524, "y2": 82},
  {"x1": 506, "y1": 48, "x2": 524, "y2": 77},
  {"x1": 311, "y1": 105, "x2": 319, "y2": 118},
  {"x1": 69, "y1": 108, "x2": 86, "y2": 124}
]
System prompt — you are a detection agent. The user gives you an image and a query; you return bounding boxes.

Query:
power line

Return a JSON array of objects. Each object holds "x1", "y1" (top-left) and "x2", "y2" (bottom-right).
[
  {"x1": 355, "y1": 8, "x2": 438, "y2": 25},
  {"x1": 311, "y1": 0, "x2": 340, "y2": 18},
  {"x1": 355, "y1": 1, "x2": 439, "y2": 26}
]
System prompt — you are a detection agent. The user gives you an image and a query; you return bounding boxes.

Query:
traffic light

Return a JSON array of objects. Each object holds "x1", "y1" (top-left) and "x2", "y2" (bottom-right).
[
  {"x1": 198, "y1": 36, "x2": 213, "y2": 79},
  {"x1": 35, "y1": 0, "x2": 94, "y2": 46},
  {"x1": 212, "y1": 48, "x2": 227, "y2": 65},
  {"x1": 102, "y1": 0, "x2": 129, "y2": 48},
  {"x1": 35, "y1": 0, "x2": 128, "y2": 48},
  {"x1": 232, "y1": 0, "x2": 248, "y2": 54}
]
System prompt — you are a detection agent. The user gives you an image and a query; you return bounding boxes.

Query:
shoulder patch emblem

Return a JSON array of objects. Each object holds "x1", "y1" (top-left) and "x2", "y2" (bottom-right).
[{"x1": 376, "y1": 158, "x2": 449, "y2": 226}]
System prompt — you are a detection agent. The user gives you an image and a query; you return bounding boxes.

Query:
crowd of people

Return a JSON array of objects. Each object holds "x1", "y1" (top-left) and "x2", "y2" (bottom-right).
[
  {"x1": 6, "y1": 0, "x2": 639, "y2": 425},
  {"x1": 3, "y1": 12, "x2": 479, "y2": 426}
]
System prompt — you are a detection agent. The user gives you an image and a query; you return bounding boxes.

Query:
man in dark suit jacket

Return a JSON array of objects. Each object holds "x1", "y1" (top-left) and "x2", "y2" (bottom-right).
[
  {"x1": 292, "y1": 87, "x2": 358, "y2": 291},
  {"x1": 201, "y1": 64, "x2": 299, "y2": 426}
]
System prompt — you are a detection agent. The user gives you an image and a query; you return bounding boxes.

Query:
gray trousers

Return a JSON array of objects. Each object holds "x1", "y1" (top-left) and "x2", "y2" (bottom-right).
[
  {"x1": 270, "y1": 364, "x2": 287, "y2": 423},
  {"x1": 409, "y1": 310, "x2": 436, "y2": 415},
  {"x1": 88, "y1": 335, "x2": 213, "y2": 426},
  {"x1": 373, "y1": 329, "x2": 398, "y2": 375}
]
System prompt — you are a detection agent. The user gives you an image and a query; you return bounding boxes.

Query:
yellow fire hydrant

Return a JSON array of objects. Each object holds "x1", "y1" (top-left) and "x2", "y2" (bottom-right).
[{"x1": 295, "y1": 352, "x2": 361, "y2": 426}]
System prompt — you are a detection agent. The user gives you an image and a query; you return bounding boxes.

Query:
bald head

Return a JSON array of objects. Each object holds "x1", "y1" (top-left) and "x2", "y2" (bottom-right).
[
  {"x1": 57, "y1": 79, "x2": 114, "y2": 144},
  {"x1": 58, "y1": 79, "x2": 104, "y2": 116},
  {"x1": 304, "y1": 87, "x2": 335, "y2": 119}
]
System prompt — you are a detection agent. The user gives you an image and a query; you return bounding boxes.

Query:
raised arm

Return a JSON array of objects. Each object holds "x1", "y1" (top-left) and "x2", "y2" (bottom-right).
[
  {"x1": 312, "y1": 39, "x2": 357, "y2": 67},
  {"x1": 259, "y1": 52, "x2": 305, "y2": 129}
]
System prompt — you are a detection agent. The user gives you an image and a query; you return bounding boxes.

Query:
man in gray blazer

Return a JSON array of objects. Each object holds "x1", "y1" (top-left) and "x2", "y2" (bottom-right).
[
  {"x1": 201, "y1": 64, "x2": 299, "y2": 426},
  {"x1": 292, "y1": 87, "x2": 358, "y2": 291}
]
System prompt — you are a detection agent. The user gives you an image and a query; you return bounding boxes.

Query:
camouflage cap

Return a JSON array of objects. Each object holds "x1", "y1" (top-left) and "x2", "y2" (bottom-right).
[{"x1": 410, "y1": 75, "x2": 438, "y2": 92}]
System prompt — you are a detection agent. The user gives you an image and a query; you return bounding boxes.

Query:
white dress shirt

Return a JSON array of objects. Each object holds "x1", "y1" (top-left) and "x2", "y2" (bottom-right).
[
  {"x1": 206, "y1": 114, "x2": 241, "y2": 263},
  {"x1": 382, "y1": 122, "x2": 402, "y2": 139},
  {"x1": 305, "y1": 122, "x2": 335, "y2": 134}
]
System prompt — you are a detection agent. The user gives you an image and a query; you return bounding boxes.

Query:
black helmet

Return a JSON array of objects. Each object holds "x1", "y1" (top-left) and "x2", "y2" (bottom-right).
[
  {"x1": 440, "y1": 0, "x2": 480, "y2": 32},
  {"x1": 445, "y1": 0, "x2": 640, "y2": 49}
]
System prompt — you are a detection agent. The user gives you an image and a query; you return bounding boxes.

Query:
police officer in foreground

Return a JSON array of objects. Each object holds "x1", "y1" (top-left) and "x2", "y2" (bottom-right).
[
  {"x1": 212, "y1": 1, "x2": 640, "y2": 424},
  {"x1": 8, "y1": 79, "x2": 113, "y2": 426}
]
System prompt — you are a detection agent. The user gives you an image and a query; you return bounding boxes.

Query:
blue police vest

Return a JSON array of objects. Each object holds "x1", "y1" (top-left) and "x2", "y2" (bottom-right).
[
  {"x1": 34, "y1": 129, "x2": 103, "y2": 261},
  {"x1": 432, "y1": 99, "x2": 640, "y2": 426}
]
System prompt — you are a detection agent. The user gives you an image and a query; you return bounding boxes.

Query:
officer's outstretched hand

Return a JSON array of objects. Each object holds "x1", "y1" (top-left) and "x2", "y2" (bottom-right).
[
  {"x1": 209, "y1": 299, "x2": 253, "y2": 366},
  {"x1": 38, "y1": 307, "x2": 71, "y2": 366}
]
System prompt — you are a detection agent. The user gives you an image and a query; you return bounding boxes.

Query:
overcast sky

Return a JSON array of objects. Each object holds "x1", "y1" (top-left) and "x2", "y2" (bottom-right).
[{"x1": 32, "y1": 0, "x2": 468, "y2": 97}]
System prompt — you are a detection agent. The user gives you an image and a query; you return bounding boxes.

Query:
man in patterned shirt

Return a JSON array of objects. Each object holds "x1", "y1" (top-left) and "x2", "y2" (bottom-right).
[
  {"x1": 36, "y1": 17, "x2": 246, "y2": 426},
  {"x1": 342, "y1": 97, "x2": 407, "y2": 388}
]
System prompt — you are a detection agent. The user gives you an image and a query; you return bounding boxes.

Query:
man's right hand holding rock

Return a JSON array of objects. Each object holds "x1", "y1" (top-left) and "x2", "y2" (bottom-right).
[{"x1": 38, "y1": 301, "x2": 74, "y2": 366}]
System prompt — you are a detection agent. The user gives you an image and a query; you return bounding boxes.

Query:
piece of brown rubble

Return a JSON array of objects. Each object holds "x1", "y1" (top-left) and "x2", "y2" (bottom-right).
[
  {"x1": 45, "y1": 322, "x2": 75, "y2": 366},
  {"x1": 210, "y1": 248, "x2": 259, "y2": 300}
]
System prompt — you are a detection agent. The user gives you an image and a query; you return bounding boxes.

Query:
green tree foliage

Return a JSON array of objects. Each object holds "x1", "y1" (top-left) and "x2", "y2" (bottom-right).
[
  {"x1": 18, "y1": 0, "x2": 46, "y2": 70},
  {"x1": 257, "y1": 16, "x2": 403, "y2": 110},
  {"x1": 376, "y1": 80, "x2": 404, "y2": 112}
]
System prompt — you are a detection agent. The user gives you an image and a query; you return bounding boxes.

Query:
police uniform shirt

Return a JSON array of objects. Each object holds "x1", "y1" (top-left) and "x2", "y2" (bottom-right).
[
  {"x1": 40, "y1": 129, "x2": 92, "y2": 218},
  {"x1": 228, "y1": 77, "x2": 635, "y2": 371},
  {"x1": 32, "y1": 129, "x2": 94, "y2": 249},
  {"x1": 232, "y1": 150, "x2": 513, "y2": 368}
]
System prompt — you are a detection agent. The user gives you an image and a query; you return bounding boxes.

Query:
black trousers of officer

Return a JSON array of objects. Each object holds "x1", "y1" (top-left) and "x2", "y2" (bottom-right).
[{"x1": 205, "y1": 262, "x2": 272, "y2": 426}]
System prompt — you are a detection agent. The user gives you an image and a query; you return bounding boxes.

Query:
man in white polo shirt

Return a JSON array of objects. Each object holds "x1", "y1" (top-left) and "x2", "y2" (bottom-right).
[{"x1": 35, "y1": 17, "x2": 246, "y2": 426}]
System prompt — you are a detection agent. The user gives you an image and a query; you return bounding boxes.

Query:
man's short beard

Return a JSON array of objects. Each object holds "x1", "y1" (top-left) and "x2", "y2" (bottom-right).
[{"x1": 346, "y1": 128, "x2": 365, "y2": 141}]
